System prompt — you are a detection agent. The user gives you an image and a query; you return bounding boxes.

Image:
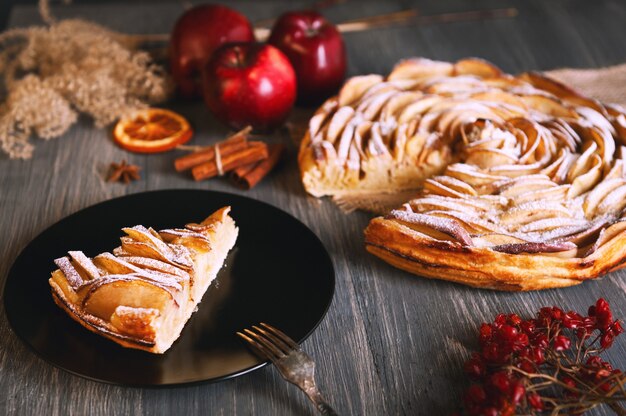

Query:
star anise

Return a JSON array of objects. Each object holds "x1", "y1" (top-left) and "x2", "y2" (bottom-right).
[{"x1": 107, "y1": 160, "x2": 141, "y2": 184}]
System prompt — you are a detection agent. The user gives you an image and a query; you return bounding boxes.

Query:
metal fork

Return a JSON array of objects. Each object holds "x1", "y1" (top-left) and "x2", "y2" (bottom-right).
[{"x1": 237, "y1": 323, "x2": 339, "y2": 416}]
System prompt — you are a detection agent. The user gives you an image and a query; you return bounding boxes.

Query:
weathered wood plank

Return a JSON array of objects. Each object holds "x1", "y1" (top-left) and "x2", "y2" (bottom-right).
[{"x1": 1, "y1": 1, "x2": 625, "y2": 415}]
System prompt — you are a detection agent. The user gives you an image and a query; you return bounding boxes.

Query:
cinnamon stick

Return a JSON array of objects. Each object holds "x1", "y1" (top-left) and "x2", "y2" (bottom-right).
[
  {"x1": 231, "y1": 144, "x2": 285, "y2": 189},
  {"x1": 174, "y1": 126, "x2": 252, "y2": 172},
  {"x1": 191, "y1": 142, "x2": 269, "y2": 181},
  {"x1": 231, "y1": 162, "x2": 258, "y2": 181}
]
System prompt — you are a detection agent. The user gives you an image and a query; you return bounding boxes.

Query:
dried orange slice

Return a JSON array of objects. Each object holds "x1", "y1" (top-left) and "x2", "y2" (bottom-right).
[{"x1": 114, "y1": 108, "x2": 193, "y2": 153}]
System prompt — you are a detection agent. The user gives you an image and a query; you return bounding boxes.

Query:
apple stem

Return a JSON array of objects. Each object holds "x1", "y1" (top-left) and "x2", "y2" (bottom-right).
[
  {"x1": 305, "y1": 28, "x2": 319, "y2": 38},
  {"x1": 233, "y1": 46, "x2": 245, "y2": 67}
]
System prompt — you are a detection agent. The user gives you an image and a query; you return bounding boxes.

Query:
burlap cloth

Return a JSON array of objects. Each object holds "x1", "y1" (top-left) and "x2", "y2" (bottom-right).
[{"x1": 302, "y1": 63, "x2": 626, "y2": 214}]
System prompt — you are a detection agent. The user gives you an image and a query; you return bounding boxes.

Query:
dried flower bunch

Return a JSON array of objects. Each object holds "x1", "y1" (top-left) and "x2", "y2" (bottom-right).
[
  {"x1": 0, "y1": 0, "x2": 172, "y2": 159},
  {"x1": 458, "y1": 298, "x2": 626, "y2": 415}
]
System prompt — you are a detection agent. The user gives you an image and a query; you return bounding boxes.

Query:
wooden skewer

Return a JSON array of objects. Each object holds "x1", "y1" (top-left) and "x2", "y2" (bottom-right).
[
  {"x1": 417, "y1": 8, "x2": 518, "y2": 26},
  {"x1": 126, "y1": 7, "x2": 519, "y2": 46},
  {"x1": 337, "y1": 7, "x2": 517, "y2": 34},
  {"x1": 337, "y1": 9, "x2": 419, "y2": 33}
]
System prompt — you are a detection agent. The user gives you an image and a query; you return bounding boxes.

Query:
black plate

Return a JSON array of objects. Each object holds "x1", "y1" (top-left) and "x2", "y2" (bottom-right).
[{"x1": 3, "y1": 190, "x2": 335, "y2": 386}]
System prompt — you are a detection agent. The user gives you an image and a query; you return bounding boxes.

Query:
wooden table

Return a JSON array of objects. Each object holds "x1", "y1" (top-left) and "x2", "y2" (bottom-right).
[{"x1": 2, "y1": 1, "x2": 626, "y2": 415}]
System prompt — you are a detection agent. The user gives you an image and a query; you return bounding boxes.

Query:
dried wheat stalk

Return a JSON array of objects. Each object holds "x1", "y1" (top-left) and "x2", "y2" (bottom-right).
[{"x1": 0, "y1": 0, "x2": 172, "y2": 159}]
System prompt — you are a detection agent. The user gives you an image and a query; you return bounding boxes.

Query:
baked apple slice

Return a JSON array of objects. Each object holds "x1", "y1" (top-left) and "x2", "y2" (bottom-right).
[{"x1": 48, "y1": 207, "x2": 238, "y2": 353}]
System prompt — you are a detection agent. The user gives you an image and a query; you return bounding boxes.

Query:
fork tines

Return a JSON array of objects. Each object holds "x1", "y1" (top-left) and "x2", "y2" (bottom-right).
[
  {"x1": 237, "y1": 322, "x2": 299, "y2": 362},
  {"x1": 237, "y1": 323, "x2": 340, "y2": 415}
]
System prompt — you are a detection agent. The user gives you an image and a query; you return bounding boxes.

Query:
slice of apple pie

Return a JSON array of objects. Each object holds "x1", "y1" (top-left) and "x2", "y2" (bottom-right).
[
  {"x1": 301, "y1": 57, "x2": 626, "y2": 290},
  {"x1": 48, "y1": 207, "x2": 238, "y2": 353}
]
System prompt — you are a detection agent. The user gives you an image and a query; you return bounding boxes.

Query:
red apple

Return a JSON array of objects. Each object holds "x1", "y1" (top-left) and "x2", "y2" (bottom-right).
[
  {"x1": 202, "y1": 43, "x2": 296, "y2": 132},
  {"x1": 169, "y1": 4, "x2": 254, "y2": 98},
  {"x1": 268, "y1": 11, "x2": 346, "y2": 105}
]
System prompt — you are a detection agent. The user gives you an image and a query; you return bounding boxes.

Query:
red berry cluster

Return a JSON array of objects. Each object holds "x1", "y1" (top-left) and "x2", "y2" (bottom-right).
[{"x1": 460, "y1": 298, "x2": 625, "y2": 415}]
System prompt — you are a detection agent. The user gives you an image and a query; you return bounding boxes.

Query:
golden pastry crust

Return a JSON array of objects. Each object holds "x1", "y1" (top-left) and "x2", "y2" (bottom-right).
[
  {"x1": 365, "y1": 217, "x2": 626, "y2": 291},
  {"x1": 50, "y1": 287, "x2": 157, "y2": 350},
  {"x1": 300, "y1": 57, "x2": 626, "y2": 290},
  {"x1": 48, "y1": 207, "x2": 238, "y2": 353}
]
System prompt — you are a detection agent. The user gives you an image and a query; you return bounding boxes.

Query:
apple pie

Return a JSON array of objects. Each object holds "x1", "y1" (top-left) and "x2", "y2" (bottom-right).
[
  {"x1": 299, "y1": 58, "x2": 626, "y2": 290},
  {"x1": 48, "y1": 207, "x2": 238, "y2": 353}
]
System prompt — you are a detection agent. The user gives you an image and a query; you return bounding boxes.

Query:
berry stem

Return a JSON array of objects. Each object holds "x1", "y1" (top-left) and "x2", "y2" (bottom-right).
[{"x1": 460, "y1": 299, "x2": 626, "y2": 415}]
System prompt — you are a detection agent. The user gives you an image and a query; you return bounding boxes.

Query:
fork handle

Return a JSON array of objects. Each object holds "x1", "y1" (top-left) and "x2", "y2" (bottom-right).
[
  {"x1": 315, "y1": 401, "x2": 339, "y2": 416},
  {"x1": 304, "y1": 388, "x2": 339, "y2": 416}
]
